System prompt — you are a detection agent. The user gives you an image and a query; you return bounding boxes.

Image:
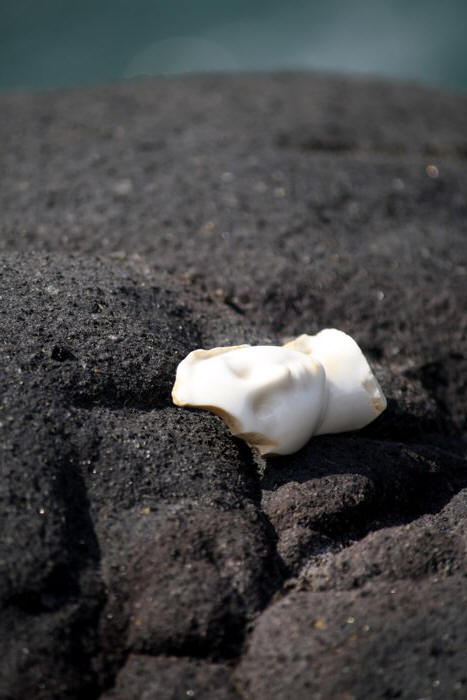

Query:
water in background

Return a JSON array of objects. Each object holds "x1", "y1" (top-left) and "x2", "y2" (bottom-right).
[{"x1": 1, "y1": 0, "x2": 466, "y2": 93}]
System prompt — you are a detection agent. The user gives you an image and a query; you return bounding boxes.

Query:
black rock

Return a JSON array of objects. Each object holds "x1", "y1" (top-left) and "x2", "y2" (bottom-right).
[{"x1": 0, "y1": 73, "x2": 466, "y2": 699}]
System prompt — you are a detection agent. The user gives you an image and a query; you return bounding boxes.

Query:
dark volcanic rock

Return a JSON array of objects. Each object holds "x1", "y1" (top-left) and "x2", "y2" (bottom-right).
[
  {"x1": 0, "y1": 73, "x2": 466, "y2": 699},
  {"x1": 261, "y1": 436, "x2": 467, "y2": 572},
  {"x1": 0, "y1": 255, "x2": 280, "y2": 698},
  {"x1": 300, "y1": 488, "x2": 467, "y2": 590},
  {"x1": 102, "y1": 654, "x2": 240, "y2": 700},
  {"x1": 235, "y1": 576, "x2": 467, "y2": 700},
  {"x1": 108, "y1": 503, "x2": 278, "y2": 657}
]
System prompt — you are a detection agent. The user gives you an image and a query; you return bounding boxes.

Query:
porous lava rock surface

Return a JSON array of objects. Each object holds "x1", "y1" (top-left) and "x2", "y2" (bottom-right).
[{"x1": 0, "y1": 74, "x2": 466, "y2": 699}]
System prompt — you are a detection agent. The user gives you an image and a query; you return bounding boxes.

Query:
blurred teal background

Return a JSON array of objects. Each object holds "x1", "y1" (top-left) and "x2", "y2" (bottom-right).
[{"x1": 1, "y1": 0, "x2": 466, "y2": 94}]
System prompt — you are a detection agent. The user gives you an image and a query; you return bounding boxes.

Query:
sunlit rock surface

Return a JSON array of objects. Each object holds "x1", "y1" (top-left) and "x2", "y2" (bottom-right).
[{"x1": 0, "y1": 73, "x2": 466, "y2": 699}]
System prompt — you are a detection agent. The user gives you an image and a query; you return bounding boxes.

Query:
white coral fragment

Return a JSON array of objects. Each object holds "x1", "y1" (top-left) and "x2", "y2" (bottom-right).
[{"x1": 172, "y1": 329, "x2": 386, "y2": 456}]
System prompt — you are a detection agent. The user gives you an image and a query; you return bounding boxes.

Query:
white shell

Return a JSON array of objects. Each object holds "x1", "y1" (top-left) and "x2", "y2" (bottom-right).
[{"x1": 172, "y1": 329, "x2": 386, "y2": 456}]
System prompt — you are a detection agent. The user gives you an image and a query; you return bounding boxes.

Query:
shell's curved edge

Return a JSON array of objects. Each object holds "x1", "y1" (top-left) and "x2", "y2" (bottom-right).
[
  {"x1": 190, "y1": 344, "x2": 251, "y2": 360},
  {"x1": 171, "y1": 344, "x2": 250, "y2": 407}
]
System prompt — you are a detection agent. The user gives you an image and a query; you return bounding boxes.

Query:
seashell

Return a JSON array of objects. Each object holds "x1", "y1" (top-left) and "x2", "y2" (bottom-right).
[
  {"x1": 172, "y1": 329, "x2": 386, "y2": 456},
  {"x1": 283, "y1": 329, "x2": 387, "y2": 437}
]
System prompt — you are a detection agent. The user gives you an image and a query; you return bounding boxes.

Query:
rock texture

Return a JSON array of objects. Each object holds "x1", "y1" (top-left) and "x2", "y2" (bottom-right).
[{"x1": 0, "y1": 73, "x2": 466, "y2": 699}]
